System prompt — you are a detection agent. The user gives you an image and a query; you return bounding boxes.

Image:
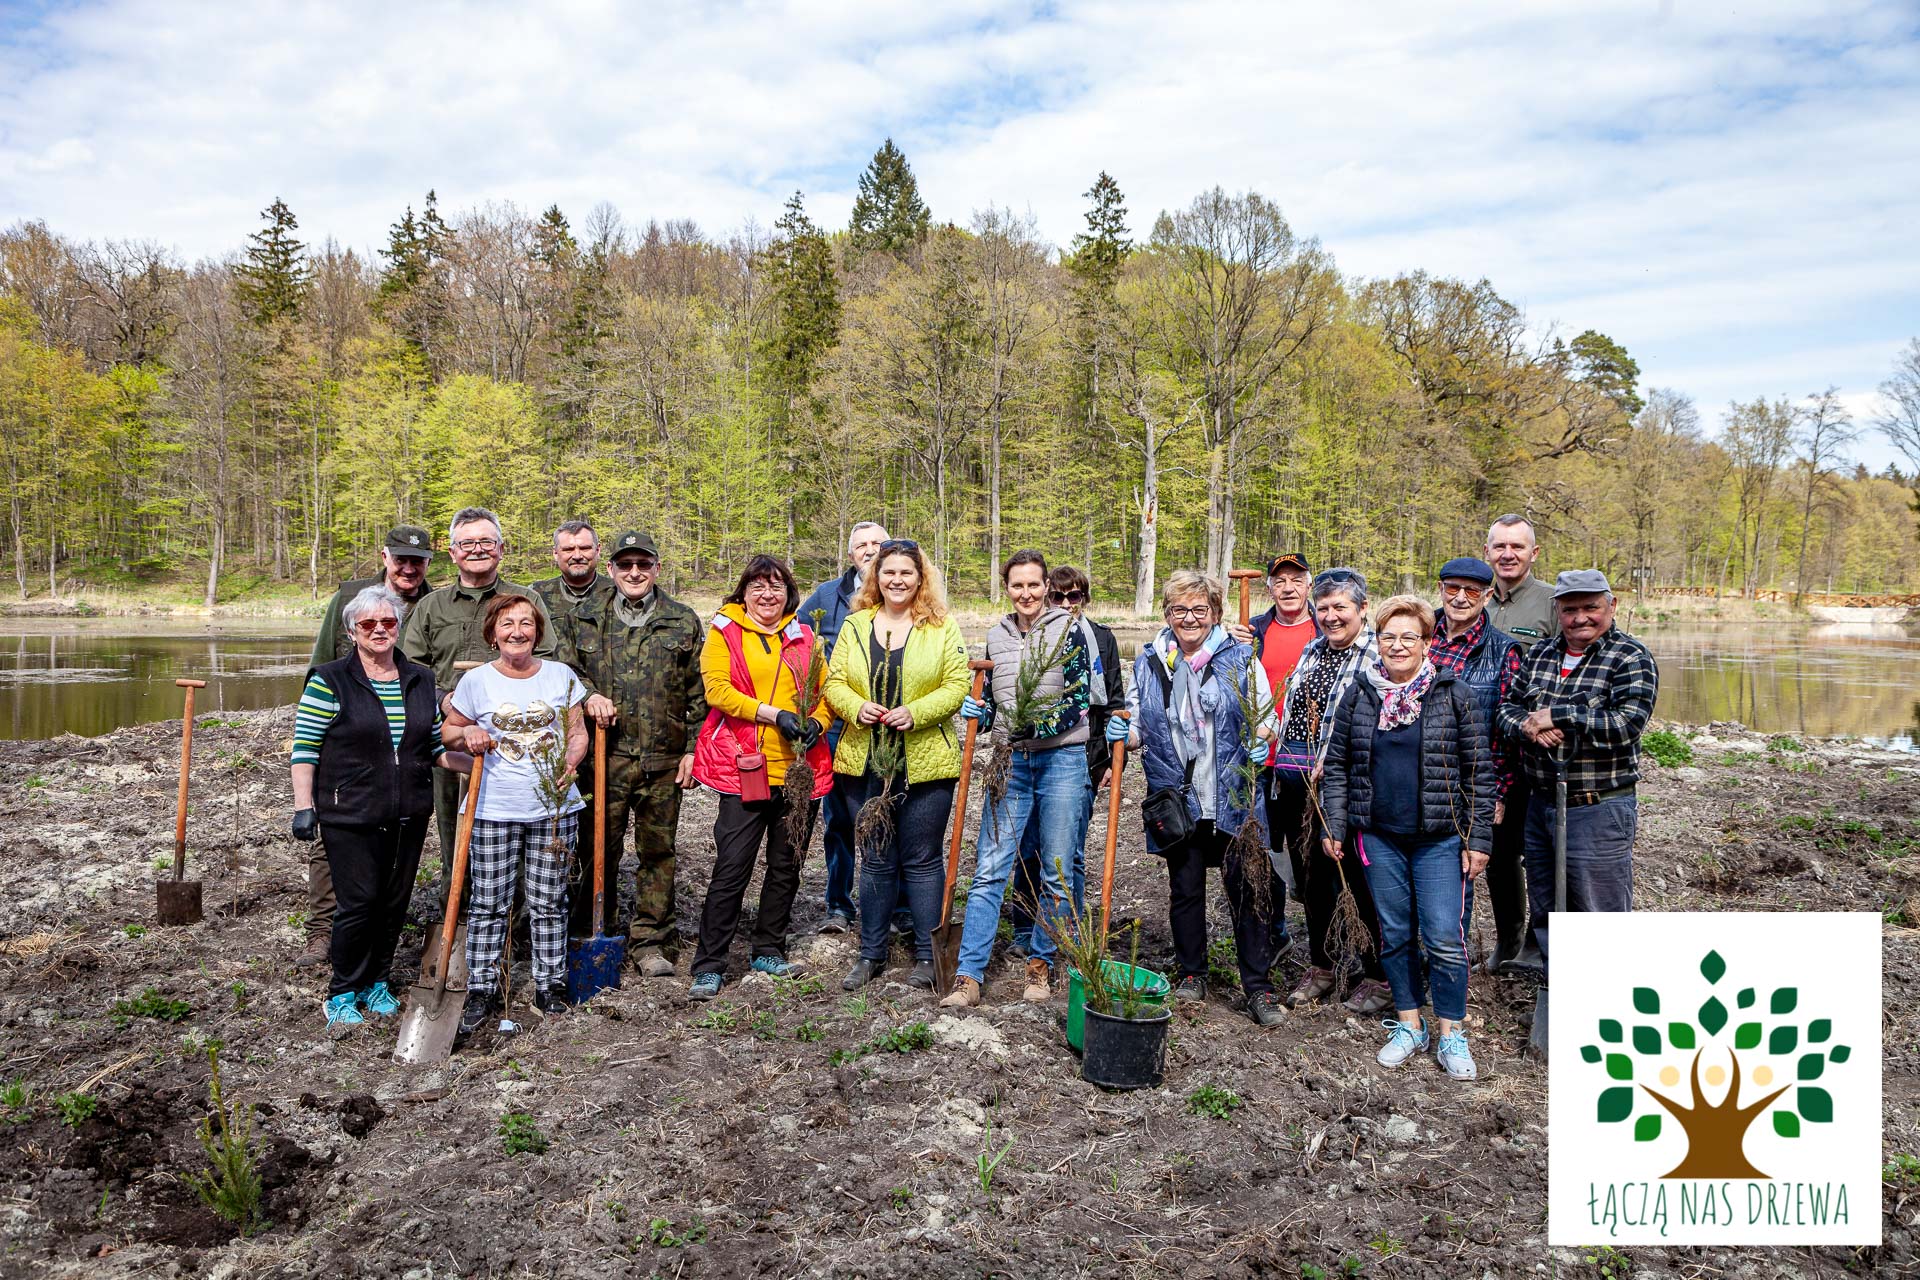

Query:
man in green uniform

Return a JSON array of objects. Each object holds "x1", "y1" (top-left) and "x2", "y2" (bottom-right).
[
  {"x1": 297, "y1": 525, "x2": 437, "y2": 966},
  {"x1": 531, "y1": 520, "x2": 612, "y2": 623},
  {"x1": 399, "y1": 507, "x2": 553, "y2": 902},
  {"x1": 555, "y1": 529, "x2": 705, "y2": 976},
  {"x1": 1484, "y1": 514, "x2": 1560, "y2": 646}
]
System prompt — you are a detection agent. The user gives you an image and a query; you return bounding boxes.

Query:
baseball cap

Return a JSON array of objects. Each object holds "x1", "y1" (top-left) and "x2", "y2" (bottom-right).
[
  {"x1": 384, "y1": 525, "x2": 434, "y2": 558},
  {"x1": 1437, "y1": 557, "x2": 1494, "y2": 585},
  {"x1": 1266, "y1": 552, "x2": 1310, "y2": 576},
  {"x1": 610, "y1": 530, "x2": 660, "y2": 560},
  {"x1": 1551, "y1": 568, "x2": 1612, "y2": 598}
]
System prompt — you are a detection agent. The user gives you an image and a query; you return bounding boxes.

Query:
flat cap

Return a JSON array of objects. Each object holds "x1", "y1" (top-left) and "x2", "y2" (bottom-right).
[
  {"x1": 1437, "y1": 557, "x2": 1494, "y2": 585},
  {"x1": 1551, "y1": 568, "x2": 1612, "y2": 598},
  {"x1": 609, "y1": 530, "x2": 660, "y2": 559},
  {"x1": 384, "y1": 525, "x2": 434, "y2": 557}
]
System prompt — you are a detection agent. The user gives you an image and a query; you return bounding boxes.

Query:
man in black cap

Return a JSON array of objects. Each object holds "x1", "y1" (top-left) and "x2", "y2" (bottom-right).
[
  {"x1": 298, "y1": 525, "x2": 437, "y2": 966},
  {"x1": 1496, "y1": 570, "x2": 1659, "y2": 981}
]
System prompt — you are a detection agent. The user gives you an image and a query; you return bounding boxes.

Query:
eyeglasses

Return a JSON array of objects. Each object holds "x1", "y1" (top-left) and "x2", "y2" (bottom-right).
[
  {"x1": 1378, "y1": 632, "x2": 1427, "y2": 649},
  {"x1": 354, "y1": 617, "x2": 400, "y2": 634},
  {"x1": 1166, "y1": 605, "x2": 1212, "y2": 621},
  {"x1": 745, "y1": 579, "x2": 786, "y2": 595},
  {"x1": 614, "y1": 558, "x2": 658, "y2": 573},
  {"x1": 452, "y1": 538, "x2": 501, "y2": 553},
  {"x1": 1048, "y1": 590, "x2": 1086, "y2": 605},
  {"x1": 1440, "y1": 583, "x2": 1487, "y2": 601}
]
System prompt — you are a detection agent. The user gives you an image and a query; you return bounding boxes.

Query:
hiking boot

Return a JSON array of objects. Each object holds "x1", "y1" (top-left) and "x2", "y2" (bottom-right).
[
  {"x1": 1022, "y1": 958, "x2": 1052, "y2": 1002},
  {"x1": 1343, "y1": 979, "x2": 1394, "y2": 1016},
  {"x1": 1006, "y1": 934, "x2": 1030, "y2": 961},
  {"x1": 818, "y1": 912, "x2": 853, "y2": 935},
  {"x1": 534, "y1": 983, "x2": 571, "y2": 1015},
  {"x1": 298, "y1": 935, "x2": 330, "y2": 968},
  {"x1": 907, "y1": 960, "x2": 936, "y2": 989},
  {"x1": 633, "y1": 947, "x2": 676, "y2": 978},
  {"x1": 1436, "y1": 1029, "x2": 1478, "y2": 1080},
  {"x1": 1500, "y1": 941, "x2": 1545, "y2": 978},
  {"x1": 457, "y1": 989, "x2": 497, "y2": 1038},
  {"x1": 1247, "y1": 990, "x2": 1285, "y2": 1027},
  {"x1": 1287, "y1": 967, "x2": 1335, "y2": 1006},
  {"x1": 938, "y1": 976, "x2": 981, "y2": 1009},
  {"x1": 1173, "y1": 974, "x2": 1207, "y2": 1004},
  {"x1": 324, "y1": 991, "x2": 363, "y2": 1036},
  {"x1": 1484, "y1": 936, "x2": 1522, "y2": 976},
  {"x1": 842, "y1": 957, "x2": 886, "y2": 990},
  {"x1": 1377, "y1": 1018, "x2": 1429, "y2": 1067},
  {"x1": 688, "y1": 972, "x2": 724, "y2": 1001},
  {"x1": 360, "y1": 981, "x2": 401, "y2": 1017},
  {"x1": 750, "y1": 955, "x2": 800, "y2": 979}
]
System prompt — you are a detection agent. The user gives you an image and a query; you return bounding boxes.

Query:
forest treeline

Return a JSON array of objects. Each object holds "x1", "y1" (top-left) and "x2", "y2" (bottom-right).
[{"x1": 3, "y1": 140, "x2": 1917, "y2": 611}]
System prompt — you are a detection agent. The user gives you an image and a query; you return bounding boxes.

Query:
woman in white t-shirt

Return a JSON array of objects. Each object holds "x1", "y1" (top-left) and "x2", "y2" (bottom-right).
[{"x1": 442, "y1": 594, "x2": 588, "y2": 1039}]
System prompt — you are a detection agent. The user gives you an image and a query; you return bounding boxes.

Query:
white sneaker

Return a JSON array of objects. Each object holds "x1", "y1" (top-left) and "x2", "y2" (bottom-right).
[{"x1": 1376, "y1": 1018, "x2": 1429, "y2": 1067}]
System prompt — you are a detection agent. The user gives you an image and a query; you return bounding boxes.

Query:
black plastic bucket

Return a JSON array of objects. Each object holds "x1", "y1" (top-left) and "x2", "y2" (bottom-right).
[{"x1": 1080, "y1": 1004, "x2": 1172, "y2": 1090}]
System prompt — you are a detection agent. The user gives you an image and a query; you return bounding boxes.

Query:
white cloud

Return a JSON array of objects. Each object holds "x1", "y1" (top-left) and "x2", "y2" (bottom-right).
[{"x1": 0, "y1": 0, "x2": 1915, "y2": 463}]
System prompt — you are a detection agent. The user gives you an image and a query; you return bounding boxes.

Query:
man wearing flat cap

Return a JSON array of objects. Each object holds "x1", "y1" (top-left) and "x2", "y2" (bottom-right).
[
  {"x1": 553, "y1": 529, "x2": 705, "y2": 976},
  {"x1": 298, "y1": 525, "x2": 438, "y2": 966},
  {"x1": 1496, "y1": 570, "x2": 1659, "y2": 981}
]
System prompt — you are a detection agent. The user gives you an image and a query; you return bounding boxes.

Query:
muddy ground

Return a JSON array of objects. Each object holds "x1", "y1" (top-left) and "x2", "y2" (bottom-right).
[{"x1": 0, "y1": 711, "x2": 1915, "y2": 1279}]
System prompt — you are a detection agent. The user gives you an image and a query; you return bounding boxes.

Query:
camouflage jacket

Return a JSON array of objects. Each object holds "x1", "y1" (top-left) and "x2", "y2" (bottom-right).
[
  {"x1": 554, "y1": 586, "x2": 707, "y2": 769},
  {"x1": 399, "y1": 577, "x2": 554, "y2": 703},
  {"x1": 310, "y1": 574, "x2": 434, "y2": 666},
  {"x1": 531, "y1": 573, "x2": 613, "y2": 624}
]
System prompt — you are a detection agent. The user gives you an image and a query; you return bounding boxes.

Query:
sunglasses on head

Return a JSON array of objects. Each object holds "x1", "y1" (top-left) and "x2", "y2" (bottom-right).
[
  {"x1": 354, "y1": 617, "x2": 399, "y2": 634},
  {"x1": 1048, "y1": 589, "x2": 1086, "y2": 605},
  {"x1": 877, "y1": 538, "x2": 919, "y2": 555}
]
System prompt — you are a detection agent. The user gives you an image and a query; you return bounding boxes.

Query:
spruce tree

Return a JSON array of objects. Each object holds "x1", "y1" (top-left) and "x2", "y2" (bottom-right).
[
  {"x1": 847, "y1": 138, "x2": 931, "y2": 261},
  {"x1": 1066, "y1": 170, "x2": 1132, "y2": 292},
  {"x1": 1064, "y1": 172, "x2": 1131, "y2": 440},
  {"x1": 764, "y1": 191, "x2": 842, "y2": 402},
  {"x1": 233, "y1": 198, "x2": 311, "y2": 325}
]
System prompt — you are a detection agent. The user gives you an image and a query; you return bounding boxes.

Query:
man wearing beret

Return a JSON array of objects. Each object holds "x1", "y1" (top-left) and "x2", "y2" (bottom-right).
[
  {"x1": 298, "y1": 524, "x2": 438, "y2": 966},
  {"x1": 1427, "y1": 557, "x2": 1529, "y2": 973},
  {"x1": 1496, "y1": 570, "x2": 1659, "y2": 983},
  {"x1": 553, "y1": 530, "x2": 705, "y2": 976}
]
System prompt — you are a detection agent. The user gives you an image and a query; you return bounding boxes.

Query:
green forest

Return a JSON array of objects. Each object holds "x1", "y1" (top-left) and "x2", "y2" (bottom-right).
[{"x1": 3, "y1": 140, "x2": 1917, "y2": 612}]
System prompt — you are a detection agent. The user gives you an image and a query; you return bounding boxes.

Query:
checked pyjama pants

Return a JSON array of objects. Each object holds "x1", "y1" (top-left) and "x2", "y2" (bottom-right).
[{"x1": 466, "y1": 813, "x2": 577, "y2": 995}]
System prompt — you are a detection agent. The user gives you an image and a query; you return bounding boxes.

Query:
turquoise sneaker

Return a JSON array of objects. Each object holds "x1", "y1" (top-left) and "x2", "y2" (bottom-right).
[
  {"x1": 1376, "y1": 1018, "x2": 1428, "y2": 1067},
  {"x1": 325, "y1": 991, "x2": 364, "y2": 1035},
  {"x1": 689, "y1": 972, "x2": 723, "y2": 1001},
  {"x1": 361, "y1": 982, "x2": 402, "y2": 1017},
  {"x1": 750, "y1": 955, "x2": 799, "y2": 978},
  {"x1": 1436, "y1": 1030, "x2": 1478, "y2": 1080}
]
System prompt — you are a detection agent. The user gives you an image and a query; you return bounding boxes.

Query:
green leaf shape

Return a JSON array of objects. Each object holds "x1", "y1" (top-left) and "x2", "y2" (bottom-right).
[
  {"x1": 1774, "y1": 1111, "x2": 1801, "y2": 1138},
  {"x1": 1797, "y1": 1053, "x2": 1824, "y2": 1081},
  {"x1": 1734, "y1": 1022, "x2": 1762, "y2": 1050},
  {"x1": 1633, "y1": 988, "x2": 1661, "y2": 1015},
  {"x1": 1737, "y1": 987, "x2": 1755, "y2": 1008},
  {"x1": 1699, "y1": 997, "x2": 1728, "y2": 1037},
  {"x1": 1632, "y1": 1025, "x2": 1661, "y2": 1055},
  {"x1": 1808, "y1": 1018, "x2": 1831, "y2": 1043},
  {"x1": 1598, "y1": 1087, "x2": 1634, "y2": 1123},
  {"x1": 1771, "y1": 987, "x2": 1798, "y2": 1015},
  {"x1": 1599, "y1": 1019, "x2": 1623, "y2": 1043},
  {"x1": 1606, "y1": 1053, "x2": 1633, "y2": 1081},
  {"x1": 1581, "y1": 1044, "x2": 1602, "y2": 1064},
  {"x1": 1770, "y1": 1025, "x2": 1798, "y2": 1055},
  {"x1": 1668, "y1": 1022, "x2": 1697, "y2": 1049},
  {"x1": 1830, "y1": 1045, "x2": 1851, "y2": 1064},
  {"x1": 1700, "y1": 951, "x2": 1726, "y2": 984},
  {"x1": 1799, "y1": 1087, "x2": 1833, "y2": 1123},
  {"x1": 1634, "y1": 1114, "x2": 1662, "y2": 1142}
]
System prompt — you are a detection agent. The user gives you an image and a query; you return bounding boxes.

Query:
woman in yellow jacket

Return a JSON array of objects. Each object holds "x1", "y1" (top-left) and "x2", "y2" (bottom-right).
[
  {"x1": 824, "y1": 539, "x2": 971, "y2": 991},
  {"x1": 688, "y1": 555, "x2": 834, "y2": 999}
]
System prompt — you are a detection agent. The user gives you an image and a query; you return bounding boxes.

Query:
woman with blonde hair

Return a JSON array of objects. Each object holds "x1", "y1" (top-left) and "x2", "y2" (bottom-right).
[{"x1": 825, "y1": 539, "x2": 971, "y2": 990}]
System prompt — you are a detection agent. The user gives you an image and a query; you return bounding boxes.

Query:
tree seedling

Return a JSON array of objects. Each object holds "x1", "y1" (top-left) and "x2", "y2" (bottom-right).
[
  {"x1": 977, "y1": 1116, "x2": 1015, "y2": 1201},
  {"x1": 185, "y1": 1047, "x2": 265, "y2": 1234}
]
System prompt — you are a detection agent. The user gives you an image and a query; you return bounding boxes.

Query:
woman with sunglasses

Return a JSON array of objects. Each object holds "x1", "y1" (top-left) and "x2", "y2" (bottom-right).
[
  {"x1": 292, "y1": 585, "x2": 469, "y2": 1036},
  {"x1": 825, "y1": 539, "x2": 971, "y2": 990},
  {"x1": 1319, "y1": 595, "x2": 1495, "y2": 1080}
]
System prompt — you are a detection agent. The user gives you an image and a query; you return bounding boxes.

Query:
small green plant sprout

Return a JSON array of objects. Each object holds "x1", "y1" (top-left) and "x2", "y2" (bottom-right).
[
  {"x1": 55, "y1": 1092, "x2": 98, "y2": 1127},
  {"x1": 793, "y1": 1018, "x2": 825, "y2": 1043},
  {"x1": 112, "y1": 988, "x2": 192, "y2": 1027},
  {"x1": 977, "y1": 1115, "x2": 1015, "y2": 1199},
  {"x1": 1584, "y1": 1243, "x2": 1633, "y2": 1278},
  {"x1": 646, "y1": 1216, "x2": 708, "y2": 1247},
  {"x1": 889, "y1": 1185, "x2": 914, "y2": 1211},
  {"x1": 1206, "y1": 937, "x2": 1241, "y2": 989},
  {"x1": 230, "y1": 981, "x2": 249, "y2": 1011},
  {"x1": 1766, "y1": 734, "x2": 1804, "y2": 753},
  {"x1": 499, "y1": 1110, "x2": 549, "y2": 1156},
  {"x1": 749, "y1": 1011, "x2": 777, "y2": 1041},
  {"x1": 1641, "y1": 730, "x2": 1693, "y2": 768},
  {"x1": 692, "y1": 1003, "x2": 739, "y2": 1033},
  {"x1": 152, "y1": 855, "x2": 173, "y2": 873},
  {"x1": 184, "y1": 1047, "x2": 264, "y2": 1234},
  {"x1": 286, "y1": 911, "x2": 309, "y2": 930},
  {"x1": 122, "y1": 924, "x2": 147, "y2": 939},
  {"x1": 1, "y1": 1080, "x2": 28, "y2": 1121},
  {"x1": 840, "y1": 993, "x2": 871, "y2": 1019},
  {"x1": 770, "y1": 973, "x2": 825, "y2": 1004},
  {"x1": 1884, "y1": 1152, "x2": 1920, "y2": 1190},
  {"x1": 1187, "y1": 1084, "x2": 1244, "y2": 1119},
  {"x1": 830, "y1": 1021, "x2": 935, "y2": 1065},
  {"x1": 1367, "y1": 1232, "x2": 1404, "y2": 1257},
  {"x1": 24, "y1": 774, "x2": 46, "y2": 789}
]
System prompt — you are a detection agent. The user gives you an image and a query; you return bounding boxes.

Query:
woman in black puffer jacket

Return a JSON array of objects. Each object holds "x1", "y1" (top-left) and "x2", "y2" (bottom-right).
[{"x1": 1321, "y1": 595, "x2": 1494, "y2": 1082}]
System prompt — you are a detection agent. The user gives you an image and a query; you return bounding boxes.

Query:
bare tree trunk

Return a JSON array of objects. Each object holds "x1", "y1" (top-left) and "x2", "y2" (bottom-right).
[
  {"x1": 1134, "y1": 429, "x2": 1160, "y2": 616},
  {"x1": 989, "y1": 395, "x2": 1002, "y2": 603}
]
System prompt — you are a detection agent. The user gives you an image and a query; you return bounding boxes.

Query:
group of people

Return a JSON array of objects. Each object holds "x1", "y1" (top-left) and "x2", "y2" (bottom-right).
[{"x1": 290, "y1": 508, "x2": 1659, "y2": 1080}]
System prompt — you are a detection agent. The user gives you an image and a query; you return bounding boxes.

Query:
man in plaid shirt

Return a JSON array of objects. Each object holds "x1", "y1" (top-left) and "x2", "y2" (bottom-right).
[{"x1": 1495, "y1": 570, "x2": 1659, "y2": 979}]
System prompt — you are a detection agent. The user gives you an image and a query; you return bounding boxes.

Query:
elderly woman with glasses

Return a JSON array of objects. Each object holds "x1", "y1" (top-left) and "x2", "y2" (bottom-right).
[
  {"x1": 1319, "y1": 595, "x2": 1495, "y2": 1080},
  {"x1": 1275, "y1": 567, "x2": 1393, "y2": 1014},
  {"x1": 292, "y1": 585, "x2": 469, "y2": 1036}
]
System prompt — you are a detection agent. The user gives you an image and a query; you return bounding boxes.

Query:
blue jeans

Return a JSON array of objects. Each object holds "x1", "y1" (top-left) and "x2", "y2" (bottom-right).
[
  {"x1": 1525, "y1": 792, "x2": 1636, "y2": 979},
  {"x1": 1360, "y1": 829, "x2": 1470, "y2": 1021},
  {"x1": 813, "y1": 765, "x2": 859, "y2": 921},
  {"x1": 854, "y1": 774, "x2": 955, "y2": 963},
  {"x1": 1008, "y1": 786, "x2": 1093, "y2": 947},
  {"x1": 956, "y1": 746, "x2": 1091, "y2": 980}
]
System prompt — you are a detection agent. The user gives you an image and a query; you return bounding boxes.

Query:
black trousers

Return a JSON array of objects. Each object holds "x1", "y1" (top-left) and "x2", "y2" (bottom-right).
[
  {"x1": 692, "y1": 793, "x2": 803, "y2": 976},
  {"x1": 324, "y1": 817, "x2": 429, "y2": 999},
  {"x1": 1164, "y1": 821, "x2": 1282, "y2": 997},
  {"x1": 1486, "y1": 778, "x2": 1531, "y2": 949},
  {"x1": 1291, "y1": 811, "x2": 1386, "y2": 981}
]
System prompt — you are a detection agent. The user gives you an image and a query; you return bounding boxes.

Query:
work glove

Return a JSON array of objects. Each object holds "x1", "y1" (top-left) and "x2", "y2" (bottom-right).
[
  {"x1": 960, "y1": 696, "x2": 989, "y2": 723},
  {"x1": 291, "y1": 808, "x2": 318, "y2": 841},
  {"x1": 774, "y1": 710, "x2": 820, "y2": 749},
  {"x1": 1104, "y1": 716, "x2": 1132, "y2": 744}
]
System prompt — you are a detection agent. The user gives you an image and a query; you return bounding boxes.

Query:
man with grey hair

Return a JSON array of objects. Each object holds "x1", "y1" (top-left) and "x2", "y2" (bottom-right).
[
  {"x1": 532, "y1": 520, "x2": 613, "y2": 621},
  {"x1": 796, "y1": 520, "x2": 890, "y2": 932},
  {"x1": 400, "y1": 507, "x2": 553, "y2": 900}
]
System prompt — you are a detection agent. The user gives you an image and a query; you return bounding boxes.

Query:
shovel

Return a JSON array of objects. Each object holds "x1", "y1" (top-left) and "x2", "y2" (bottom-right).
[
  {"x1": 1229, "y1": 568, "x2": 1262, "y2": 630},
  {"x1": 1527, "y1": 745, "x2": 1569, "y2": 1061},
  {"x1": 931, "y1": 660, "x2": 993, "y2": 996},
  {"x1": 394, "y1": 752, "x2": 484, "y2": 1065},
  {"x1": 156, "y1": 678, "x2": 206, "y2": 926},
  {"x1": 566, "y1": 727, "x2": 624, "y2": 1004}
]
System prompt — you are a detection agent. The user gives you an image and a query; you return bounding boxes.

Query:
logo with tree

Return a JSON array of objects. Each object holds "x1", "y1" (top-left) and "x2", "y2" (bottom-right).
[{"x1": 1580, "y1": 948, "x2": 1853, "y2": 1179}]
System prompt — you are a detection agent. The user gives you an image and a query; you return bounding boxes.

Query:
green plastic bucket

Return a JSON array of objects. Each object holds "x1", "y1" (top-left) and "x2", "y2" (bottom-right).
[{"x1": 1066, "y1": 962, "x2": 1171, "y2": 1052}]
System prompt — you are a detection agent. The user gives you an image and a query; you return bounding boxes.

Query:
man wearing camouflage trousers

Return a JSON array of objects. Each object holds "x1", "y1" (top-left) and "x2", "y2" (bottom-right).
[{"x1": 554, "y1": 529, "x2": 706, "y2": 977}]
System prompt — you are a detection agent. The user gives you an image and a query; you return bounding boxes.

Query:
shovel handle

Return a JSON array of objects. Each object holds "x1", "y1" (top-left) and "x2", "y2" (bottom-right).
[
  {"x1": 1100, "y1": 712, "x2": 1130, "y2": 940},
  {"x1": 172, "y1": 680, "x2": 204, "y2": 880},
  {"x1": 428, "y1": 753, "x2": 484, "y2": 992},
  {"x1": 1229, "y1": 569, "x2": 1262, "y2": 629},
  {"x1": 938, "y1": 661, "x2": 993, "y2": 927},
  {"x1": 593, "y1": 723, "x2": 608, "y2": 930}
]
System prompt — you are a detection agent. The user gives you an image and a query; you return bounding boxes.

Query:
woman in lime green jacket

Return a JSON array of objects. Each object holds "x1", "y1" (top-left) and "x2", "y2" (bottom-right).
[{"x1": 824, "y1": 539, "x2": 971, "y2": 991}]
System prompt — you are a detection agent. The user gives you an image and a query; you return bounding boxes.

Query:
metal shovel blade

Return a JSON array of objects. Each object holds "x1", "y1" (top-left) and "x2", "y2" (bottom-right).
[
  {"x1": 930, "y1": 920, "x2": 961, "y2": 996},
  {"x1": 393, "y1": 923, "x2": 468, "y2": 1066},
  {"x1": 566, "y1": 934, "x2": 624, "y2": 1005},
  {"x1": 1528, "y1": 985, "x2": 1550, "y2": 1060},
  {"x1": 155, "y1": 878, "x2": 203, "y2": 926}
]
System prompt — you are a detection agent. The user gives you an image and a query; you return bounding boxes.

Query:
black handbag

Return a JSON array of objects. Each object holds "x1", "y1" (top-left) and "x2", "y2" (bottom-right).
[{"x1": 1141, "y1": 754, "x2": 1197, "y2": 848}]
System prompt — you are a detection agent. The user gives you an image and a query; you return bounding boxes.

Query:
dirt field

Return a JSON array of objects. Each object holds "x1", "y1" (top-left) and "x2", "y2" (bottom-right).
[{"x1": 0, "y1": 710, "x2": 1915, "y2": 1278}]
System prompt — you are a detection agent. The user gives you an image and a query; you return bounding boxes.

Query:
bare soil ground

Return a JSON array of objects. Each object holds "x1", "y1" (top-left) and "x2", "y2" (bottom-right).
[{"x1": 0, "y1": 711, "x2": 1915, "y2": 1279}]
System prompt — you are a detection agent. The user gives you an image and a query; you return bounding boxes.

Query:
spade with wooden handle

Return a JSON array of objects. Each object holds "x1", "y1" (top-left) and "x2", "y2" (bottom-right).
[
  {"x1": 930, "y1": 660, "x2": 992, "y2": 996},
  {"x1": 1098, "y1": 712, "x2": 1131, "y2": 941},
  {"x1": 156, "y1": 678, "x2": 206, "y2": 926},
  {"x1": 1228, "y1": 568, "x2": 1263, "y2": 630},
  {"x1": 394, "y1": 752, "x2": 484, "y2": 1065}
]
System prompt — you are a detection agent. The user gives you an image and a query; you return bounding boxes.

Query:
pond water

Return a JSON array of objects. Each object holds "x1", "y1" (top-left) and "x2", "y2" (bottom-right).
[{"x1": 1, "y1": 617, "x2": 1915, "y2": 749}]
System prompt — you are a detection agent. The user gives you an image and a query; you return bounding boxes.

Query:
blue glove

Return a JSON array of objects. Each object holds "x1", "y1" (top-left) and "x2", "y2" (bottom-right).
[
  {"x1": 1104, "y1": 716, "x2": 1132, "y2": 744},
  {"x1": 961, "y1": 696, "x2": 988, "y2": 722}
]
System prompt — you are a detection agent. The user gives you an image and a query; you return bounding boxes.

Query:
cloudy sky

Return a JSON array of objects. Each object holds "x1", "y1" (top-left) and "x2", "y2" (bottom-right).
[{"x1": 2, "y1": 0, "x2": 1915, "y2": 464}]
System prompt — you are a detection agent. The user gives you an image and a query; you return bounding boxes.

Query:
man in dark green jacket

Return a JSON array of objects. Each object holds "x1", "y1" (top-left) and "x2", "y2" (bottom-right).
[
  {"x1": 555, "y1": 530, "x2": 705, "y2": 975},
  {"x1": 531, "y1": 519, "x2": 613, "y2": 623}
]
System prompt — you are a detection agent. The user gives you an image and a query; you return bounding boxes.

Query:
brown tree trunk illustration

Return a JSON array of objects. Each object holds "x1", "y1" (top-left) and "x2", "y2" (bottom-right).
[{"x1": 1641, "y1": 1049, "x2": 1791, "y2": 1179}]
